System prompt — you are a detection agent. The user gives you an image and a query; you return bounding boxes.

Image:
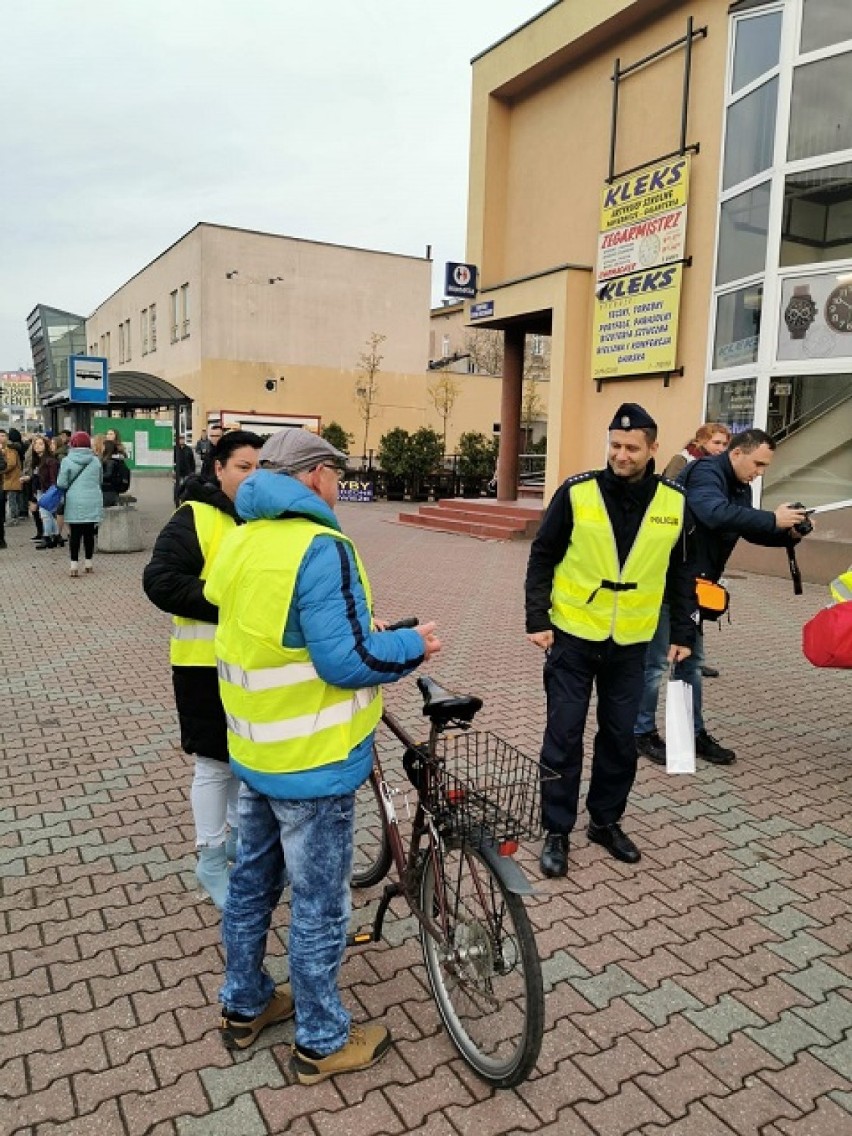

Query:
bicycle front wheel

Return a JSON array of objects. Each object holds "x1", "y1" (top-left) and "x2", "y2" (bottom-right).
[
  {"x1": 351, "y1": 774, "x2": 392, "y2": 889},
  {"x1": 419, "y1": 840, "x2": 544, "y2": 1088}
]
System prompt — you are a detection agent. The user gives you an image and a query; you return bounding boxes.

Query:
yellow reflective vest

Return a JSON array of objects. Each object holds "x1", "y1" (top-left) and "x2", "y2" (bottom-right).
[
  {"x1": 551, "y1": 477, "x2": 685, "y2": 644},
  {"x1": 830, "y1": 571, "x2": 852, "y2": 603},
  {"x1": 205, "y1": 516, "x2": 382, "y2": 777},
  {"x1": 170, "y1": 502, "x2": 234, "y2": 667}
]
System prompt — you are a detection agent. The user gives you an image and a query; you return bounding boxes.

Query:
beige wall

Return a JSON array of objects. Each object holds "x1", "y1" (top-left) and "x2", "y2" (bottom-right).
[
  {"x1": 83, "y1": 223, "x2": 495, "y2": 450},
  {"x1": 466, "y1": 0, "x2": 730, "y2": 495}
]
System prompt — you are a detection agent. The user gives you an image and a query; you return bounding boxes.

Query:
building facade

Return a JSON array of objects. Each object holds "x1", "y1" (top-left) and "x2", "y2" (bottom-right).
[
  {"x1": 465, "y1": 0, "x2": 851, "y2": 527},
  {"x1": 79, "y1": 223, "x2": 502, "y2": 455}
]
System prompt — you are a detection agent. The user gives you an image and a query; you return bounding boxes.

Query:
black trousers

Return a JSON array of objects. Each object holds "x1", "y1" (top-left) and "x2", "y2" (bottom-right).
[
  {"x1": 540, "y1": 629, "x2": 647, "y2": 834},
  {"x1": 68, "y1": 522, "x2": 97, "y2": 562}
]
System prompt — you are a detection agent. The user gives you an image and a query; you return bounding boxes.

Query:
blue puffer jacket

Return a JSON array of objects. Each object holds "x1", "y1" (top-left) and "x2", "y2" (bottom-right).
[
  {"x1": 57, "y1": 449, "x2": 103, "y2": 524},
  {"x1": 223, "y1": 470, "x2": 427, "y2": 799}
]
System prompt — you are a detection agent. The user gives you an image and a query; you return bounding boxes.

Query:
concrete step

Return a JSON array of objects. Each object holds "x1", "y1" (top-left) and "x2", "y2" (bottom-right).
[
  {"x1": 398, "y1": 512, "x2": 531, "y2": 541},
  {"x1": 416, "y1": 504, "x2": 536, "y2": 535},
  {"x1": 435, "y1": 498, "x2": 543, "y2": 523}
]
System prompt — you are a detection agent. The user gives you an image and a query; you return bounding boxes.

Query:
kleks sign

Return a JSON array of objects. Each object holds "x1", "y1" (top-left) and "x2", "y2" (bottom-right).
[{"x1": 592, "y1": 157, "x2": 690, "y2": 381}]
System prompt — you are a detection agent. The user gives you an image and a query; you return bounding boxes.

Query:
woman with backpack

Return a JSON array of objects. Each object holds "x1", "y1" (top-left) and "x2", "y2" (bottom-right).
[
  {"x1": 57, "y1": 431, "x2": 103, "y2": 577},
  {"x1": 94, "y1": 436, "x2": 131, "y2": 507}
]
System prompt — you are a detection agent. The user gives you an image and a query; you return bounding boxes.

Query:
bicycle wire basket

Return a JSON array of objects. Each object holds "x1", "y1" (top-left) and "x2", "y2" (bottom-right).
[{"x1": 417, "y1": 731, "x2": 558, "y2": 844}]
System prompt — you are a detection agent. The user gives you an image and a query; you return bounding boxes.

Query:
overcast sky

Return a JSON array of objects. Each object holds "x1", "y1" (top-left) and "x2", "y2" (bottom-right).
[{"x1": 0, "y1": 1, "x2": 546, "y2": 369}]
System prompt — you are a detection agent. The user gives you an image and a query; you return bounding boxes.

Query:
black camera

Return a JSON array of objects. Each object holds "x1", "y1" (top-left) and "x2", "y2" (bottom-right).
[{"x1": 789, "y1": 503, "x2": 814, "y2": 537}]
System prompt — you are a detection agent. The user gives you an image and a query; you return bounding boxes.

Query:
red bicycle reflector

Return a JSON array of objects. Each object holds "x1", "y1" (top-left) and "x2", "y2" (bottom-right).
[
  {"x1": 447, "y1": 788, "x2": 466, "y2": 805},
  {"x1": 498, "y1": 840, "x2": 518, "y2": 856}
]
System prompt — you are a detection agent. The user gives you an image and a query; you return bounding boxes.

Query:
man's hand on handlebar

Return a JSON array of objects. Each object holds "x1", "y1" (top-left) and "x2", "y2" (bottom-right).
[
  {"x1": 416, "y1": 621, "x2": 442, "y2": 661},
  {"x1": 527, "y1": 630, "x2": 554, "y2": 651}
]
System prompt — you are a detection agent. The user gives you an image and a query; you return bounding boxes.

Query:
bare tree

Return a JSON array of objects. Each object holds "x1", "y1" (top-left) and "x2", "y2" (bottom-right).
[
  {"x1": 465, "y1": 328, "x2": 503, "y2": 376},
  {"x1": 426, "y1": 373, "x2": 461, "y2": 453},
  {"x1": 354, "y1": 332, "x2": 386, "y2": 456},
  {"x1": 521, "y1": 376, "x2": 545, "y2": 449}
]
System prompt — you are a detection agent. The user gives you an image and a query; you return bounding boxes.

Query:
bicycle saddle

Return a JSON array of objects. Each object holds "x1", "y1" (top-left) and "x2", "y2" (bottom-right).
[{"x1": 417, "y1": 676, "x2": 483, "y2": 725}]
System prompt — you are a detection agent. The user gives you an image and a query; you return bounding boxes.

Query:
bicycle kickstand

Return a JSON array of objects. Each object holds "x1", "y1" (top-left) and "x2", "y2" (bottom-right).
[{"x1": 346, "y1": 881, "x2": 401, "y2": 947}]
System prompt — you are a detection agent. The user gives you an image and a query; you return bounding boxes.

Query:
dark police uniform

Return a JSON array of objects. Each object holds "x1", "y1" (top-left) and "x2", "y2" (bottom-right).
[{"x1": 525, "y1": 405, "x2": 695, "y2": 862}]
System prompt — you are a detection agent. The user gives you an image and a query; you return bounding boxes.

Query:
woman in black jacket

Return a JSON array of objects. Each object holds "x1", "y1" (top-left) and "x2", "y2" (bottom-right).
[{"x1": 143, "y1": 431, "x2": 263, "y2": 907}]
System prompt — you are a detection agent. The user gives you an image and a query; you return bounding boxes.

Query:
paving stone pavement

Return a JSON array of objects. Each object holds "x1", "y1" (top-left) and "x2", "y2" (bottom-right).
[{"x1": 1, "y1": 477, "x2": 850, "y2": 1136}]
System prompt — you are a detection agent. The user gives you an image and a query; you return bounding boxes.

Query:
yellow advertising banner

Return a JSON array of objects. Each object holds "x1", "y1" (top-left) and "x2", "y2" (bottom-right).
[
  {"x1": 591, "y1": 265, "x2": 684, "y2": 381},
  {"x1": 592, "y1": 156, "x2": 691, "y2": 380}
]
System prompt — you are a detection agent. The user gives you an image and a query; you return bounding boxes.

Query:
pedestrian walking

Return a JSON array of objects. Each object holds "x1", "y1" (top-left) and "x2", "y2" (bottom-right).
[
  {"x1": 57, "y1": 431, "x2": 102, "y2": 577},
  {"x1": 173, "y1": 435, "x2": 196, "y2": 505}
]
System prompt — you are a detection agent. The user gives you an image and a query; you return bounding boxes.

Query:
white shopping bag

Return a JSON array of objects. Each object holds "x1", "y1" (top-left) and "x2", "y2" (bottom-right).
[{"x1": 664, "y1": 679, "x2": 695, "y2": 773}]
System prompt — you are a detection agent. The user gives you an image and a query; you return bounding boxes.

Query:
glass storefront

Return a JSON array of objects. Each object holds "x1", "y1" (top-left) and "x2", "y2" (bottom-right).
[{"x1": 709, "y1": 2, "x2": 852, "y2": 513}]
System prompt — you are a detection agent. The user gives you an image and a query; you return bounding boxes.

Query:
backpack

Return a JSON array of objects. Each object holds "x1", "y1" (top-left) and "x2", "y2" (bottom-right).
[
  {"x1": 109, "y1": 458, "x2": 131, "y2": 493},
  {"x1": 803, "y1": 602, "x2": 852, "y2": 669}
]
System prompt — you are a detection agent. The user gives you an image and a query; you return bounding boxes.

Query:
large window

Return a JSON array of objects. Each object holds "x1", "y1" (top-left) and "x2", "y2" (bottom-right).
[
  {"x1": 732, "y1": 10, "x2": 782, "y2": 92},
  {"x1": 801, "y1": 0, "x2": 852, "y2": 54},
  {"x1": 706, "y1": 377, "x2": 757, "y2": 433},
  {"x1": 780, "y1": 161, "x2": 852, "y2": 266},
  {"x1": 762, "y1": 373, "x2": 852, "y2": 508},
  {"x1": 788, "y1": 52, "x2": 852, "y2": 162},
  {"x1": 713, "y1": 285, "x2": 763, "y2": 369},
  {"x1": 717, "y1": 182, "x2": 771, "y2": 285},
  {"x1": 723, "y1": 79, "x2": 778, "y2": 190}
]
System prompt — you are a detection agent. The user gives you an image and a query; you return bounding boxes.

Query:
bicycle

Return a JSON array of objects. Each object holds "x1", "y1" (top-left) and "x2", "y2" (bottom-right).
[{"x1": 350, "y1": 628, "x2": 555, "y2": 1089}]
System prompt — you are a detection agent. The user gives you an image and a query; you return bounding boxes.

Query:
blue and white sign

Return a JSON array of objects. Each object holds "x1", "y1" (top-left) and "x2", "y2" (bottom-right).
[
  {"x1": 445, "y1": 261, "x2": 478, "y2": 299},
  {"x1": 470, "y1": 301, "x2": 494, "y2": 320},
  {"x1": 69, "y1": 356, "x2": 109, "y2": 404}
]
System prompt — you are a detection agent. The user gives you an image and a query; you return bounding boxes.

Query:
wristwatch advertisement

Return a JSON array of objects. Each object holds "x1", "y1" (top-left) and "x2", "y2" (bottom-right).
[{"x1": 777, "y1": 274, "x2": 852, "y2": 361}]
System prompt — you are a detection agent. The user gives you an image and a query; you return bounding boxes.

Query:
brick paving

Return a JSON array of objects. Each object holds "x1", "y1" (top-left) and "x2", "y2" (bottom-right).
[{"x1": 1, "y1": 478, "x2": 850, "y2": 1136}]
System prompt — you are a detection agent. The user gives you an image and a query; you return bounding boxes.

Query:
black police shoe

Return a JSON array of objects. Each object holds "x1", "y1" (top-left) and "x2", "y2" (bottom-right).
[
  {"x1": 587, "y1": 822, "x2": 641, "y2": 864},
  {"x1": 539, "y1": 833, "x2": 570, "y2": 878},
  {"x1": 635, "y1": 730, "x2": 666, "y2": 765},
  {"x1": 695, "y1": 729, "x2": 736, "y2": 765},
  {"x1": 700, "y1": 665, "x2": 720, "y2": 678}
]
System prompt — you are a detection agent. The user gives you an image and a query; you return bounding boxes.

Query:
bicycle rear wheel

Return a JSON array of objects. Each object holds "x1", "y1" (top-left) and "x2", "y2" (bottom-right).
[
  {"x1": 419, "y1": 839, "x2": 544, "y2": 1087},
  {"x1": 352, "y1": 774, "x2": 392, "y2": 889}
]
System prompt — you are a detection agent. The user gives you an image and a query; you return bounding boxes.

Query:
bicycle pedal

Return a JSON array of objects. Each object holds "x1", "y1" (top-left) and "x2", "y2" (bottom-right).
[{"x1": 347, "y1": 930, "x2": 376, "y2": 946}]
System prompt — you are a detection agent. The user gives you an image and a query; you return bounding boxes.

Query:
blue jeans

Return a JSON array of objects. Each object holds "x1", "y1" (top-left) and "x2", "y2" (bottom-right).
[
  {"x1": 220, "y1": 785, "x2": 355, "y2": 1055},
  {"x1": 634, "y1": 603, "x2": 705, "y2": 736}
]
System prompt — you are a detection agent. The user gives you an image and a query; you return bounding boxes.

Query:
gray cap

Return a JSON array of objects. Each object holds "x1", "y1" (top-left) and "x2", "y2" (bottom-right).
[{"x1": 258, "y1": 428, "x2": 347, "y2": 474}]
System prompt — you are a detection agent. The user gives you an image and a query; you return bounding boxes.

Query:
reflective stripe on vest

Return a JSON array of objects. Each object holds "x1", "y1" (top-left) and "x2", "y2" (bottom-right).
[
  {"x1": 170, "y1": 502, "x2": 233, "y2": 667},
  {"x1": 830, "y1": 571, "x2": 852, "y2": 603},
  {"x1": 207, "y1": 516, "x2": 383, "y2": 776},
  {"x1": 551, "y1": 478, "x2": 684, "y2": 645}
]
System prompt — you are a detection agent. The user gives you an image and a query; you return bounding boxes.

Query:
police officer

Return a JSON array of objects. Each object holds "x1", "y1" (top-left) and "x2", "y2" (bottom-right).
[{"x1": 525, "y1": 403, "x2": 695, "y2": 877}]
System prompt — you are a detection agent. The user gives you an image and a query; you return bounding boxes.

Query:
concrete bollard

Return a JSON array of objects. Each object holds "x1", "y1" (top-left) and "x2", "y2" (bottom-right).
[{"x1": 98, "y1": 503, "x2": 145, "y2": 553}]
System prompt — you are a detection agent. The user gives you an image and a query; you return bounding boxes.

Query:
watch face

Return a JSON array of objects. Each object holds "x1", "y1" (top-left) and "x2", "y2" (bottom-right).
[
  {"x1": 785, "y1": 297, "x2": 816, "y2": 328},
  {"x1": 825, "y1": 284, "x2": 852, "y2": 333}
]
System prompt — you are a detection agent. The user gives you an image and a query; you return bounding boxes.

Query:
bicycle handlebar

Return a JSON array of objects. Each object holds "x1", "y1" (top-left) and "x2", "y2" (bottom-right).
[{"x1": 383, "y1": 616, "x2": 420, "y2": 631}]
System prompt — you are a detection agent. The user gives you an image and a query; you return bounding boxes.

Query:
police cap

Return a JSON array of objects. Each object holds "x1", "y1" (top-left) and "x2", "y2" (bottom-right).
[{"x1": 608, "y1": 403, "x2": 657, "y2": 432}]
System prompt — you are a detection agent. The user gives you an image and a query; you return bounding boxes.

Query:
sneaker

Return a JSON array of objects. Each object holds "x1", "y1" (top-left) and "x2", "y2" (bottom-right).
[
  {"x1": 635, "y1": 729, "x2": 666, "y2": 765},
  {"x1": 220, "y1": 984, "x2": 295, "y2": 1050},
  {"x1": 291, "y1": 1023, "x2": 392, "y2": 1085},
  {"x1": 695, "y1": 729, "x2": 736, "y2": 765},
  {"x1": 69, "y1": 563, "x2": 79, "y2": 578},
  {"x1": 84, "y1": 560, "x2": 93, "y2": 574}
]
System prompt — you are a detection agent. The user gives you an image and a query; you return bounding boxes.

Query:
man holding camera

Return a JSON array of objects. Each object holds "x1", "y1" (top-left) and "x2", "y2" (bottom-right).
[{"x1": 635, "y1": 428, "x2": 811, "y2": 767}]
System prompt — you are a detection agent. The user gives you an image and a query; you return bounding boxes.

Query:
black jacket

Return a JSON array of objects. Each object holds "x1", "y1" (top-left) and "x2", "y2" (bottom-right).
[
  {"x1": 174, "y1": 443, "x2": 196, "y2": 480},
  {"x1": 678, "y1": 452, "x2": 791, "y2": 581},
  {"x1": 525, "y1": 464, "x2": 696, "y2": 647},
  {"x1": 143, "y1": 478, "x2": 238, "y2": 762}
]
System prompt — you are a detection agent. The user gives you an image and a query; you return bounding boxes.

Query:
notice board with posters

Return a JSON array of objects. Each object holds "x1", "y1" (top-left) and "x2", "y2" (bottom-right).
[
  {"x1": 591, "y1": 156, "x2": 690, "y2": 381},
  {"x1": 92, "y1": 416, "x2": 174, "y2": 469}
]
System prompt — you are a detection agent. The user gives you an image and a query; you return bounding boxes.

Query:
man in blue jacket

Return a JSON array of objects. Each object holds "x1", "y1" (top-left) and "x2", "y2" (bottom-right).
[
  {"x1": 204, "y1": 428, "x2": 440, "y2": 1085},
  {"x1": 635, "y1": 428, "x2": 809, "y2": 766}
]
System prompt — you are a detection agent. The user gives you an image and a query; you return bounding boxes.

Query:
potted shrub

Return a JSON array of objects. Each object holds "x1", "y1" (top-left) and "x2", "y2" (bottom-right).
[
  {"x1": 377, "y1": 427, "x2": 410, "y2": 500},
  {"x1": 320, "y1": 421, "x2": 352, "y2": 456},
  {"x1": 404, "y1": 427, "x2": 444, "y2": 501},
  {"x1": 457, "y1": 431, "x2": 494, "y2": 497}
]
